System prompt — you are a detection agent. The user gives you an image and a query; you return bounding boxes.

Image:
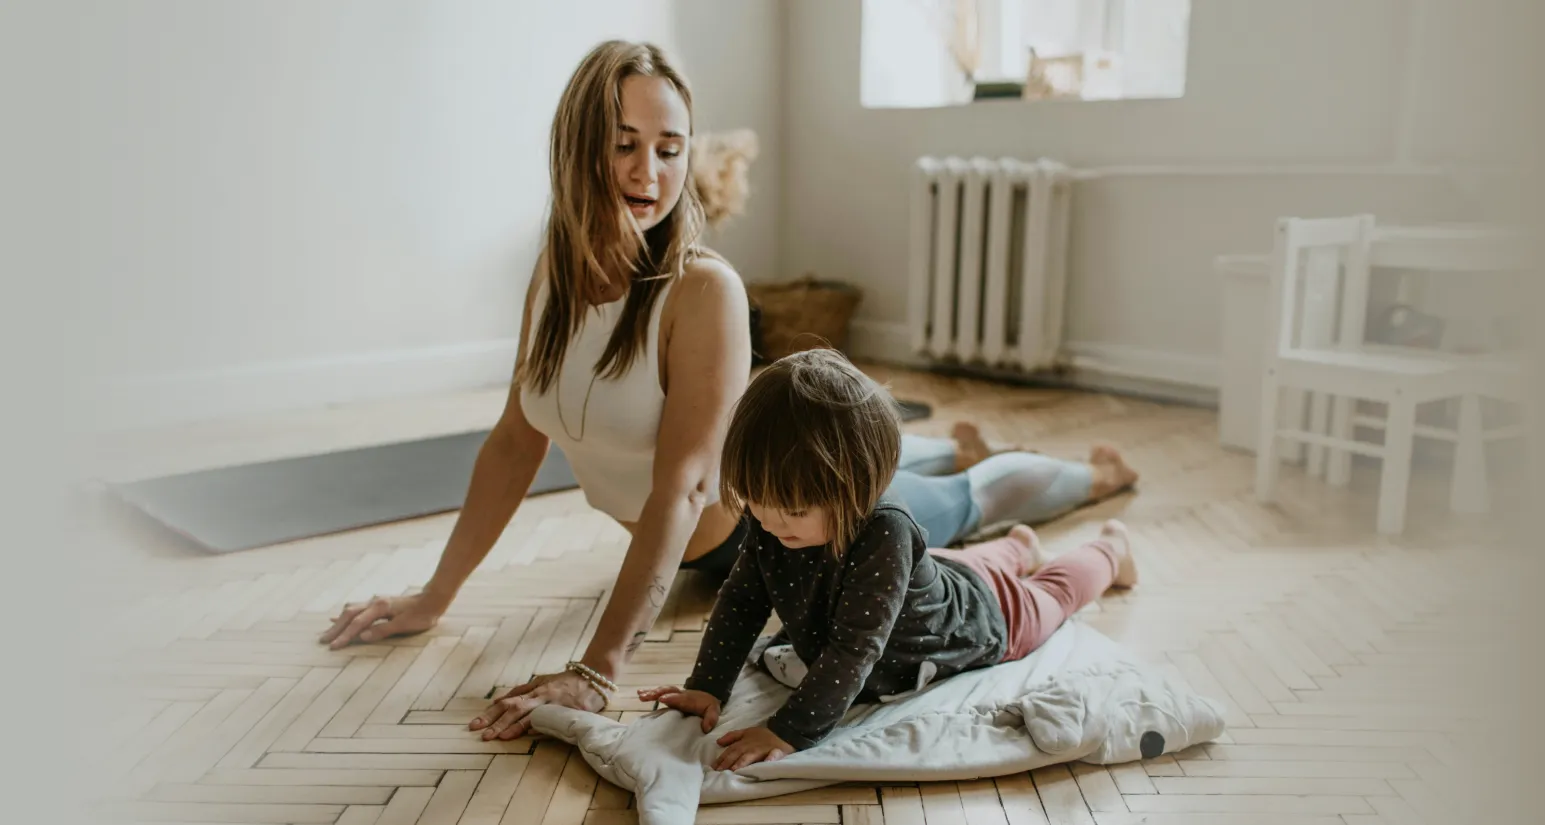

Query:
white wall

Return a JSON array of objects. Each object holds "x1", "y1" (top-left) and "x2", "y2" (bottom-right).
[
  {"x1": 83, "y1": 0, "x2": 1521, "y2": 429},
  {"x1": 785, "y1": 0, "x2": 1503, "y2": 395},
  {"x1": 671, "y1": 0, "x2": 785, "y2": 284},
  {"x1": 82, "y1": 0, "x2": 776, "y2": 430},
  {"x1": 86, "y1": 0, "x2": 784, "y2": 430}
]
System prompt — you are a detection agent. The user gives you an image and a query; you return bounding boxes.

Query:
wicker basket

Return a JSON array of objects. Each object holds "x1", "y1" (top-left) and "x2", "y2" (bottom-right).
[{"x1": 746, "y1": 275, "x2": 864, "y2": 363}]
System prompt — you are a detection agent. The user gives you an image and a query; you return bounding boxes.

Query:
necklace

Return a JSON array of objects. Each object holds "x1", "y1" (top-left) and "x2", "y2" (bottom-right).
[
  {"x1": 556, "y1": 368, "x2": 599, "y2": 442},
  {"x1": 555, "y1": 277, "x2": 626, "y2": 443},
  {"x1": 555, "y1": 292, "x2": 608, "y2": 443}
]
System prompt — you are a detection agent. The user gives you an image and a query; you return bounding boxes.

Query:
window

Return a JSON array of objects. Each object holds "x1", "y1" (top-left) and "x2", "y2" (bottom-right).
[{"x1": 861, "y1": 0, "x2": 1191, "y2": 108}]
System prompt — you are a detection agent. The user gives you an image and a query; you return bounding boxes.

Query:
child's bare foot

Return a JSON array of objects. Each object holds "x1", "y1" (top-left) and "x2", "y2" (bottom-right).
[
  {"x1": 1099, "y1": 519, "x2": 1138, "y2": 588},
  {"x1": 1005, "y1": 524, "x2": 1044, "y2": 576},
  {"x1": 1088, "y1": 444, "x2": 1140, "y2": 499}
]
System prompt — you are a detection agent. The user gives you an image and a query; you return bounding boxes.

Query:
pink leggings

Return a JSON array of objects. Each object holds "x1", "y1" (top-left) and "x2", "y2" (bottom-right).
[{"x1": 928, "y1": 533, "x2": 1119, "y2": 662}]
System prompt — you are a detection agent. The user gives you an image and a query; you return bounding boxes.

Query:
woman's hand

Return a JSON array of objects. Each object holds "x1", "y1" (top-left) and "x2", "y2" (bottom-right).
[
  {"x1": 712, "y1": 726, "x2": 795, "y2": 772},
  {"x1": 638, "y1": 685, "x2": 722, "y2": 734},
  {"x1": 318, "y1": 593, "x2": 446, "y2": 650},
  {"x1": 469, "y1": 670, "x2": 608, "y2": 741}
]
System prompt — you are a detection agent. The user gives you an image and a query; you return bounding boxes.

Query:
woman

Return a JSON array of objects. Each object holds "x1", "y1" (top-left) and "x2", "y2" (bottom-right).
[{"x1": 317, "y1": 40, "x2": 1137, "y2": 741}]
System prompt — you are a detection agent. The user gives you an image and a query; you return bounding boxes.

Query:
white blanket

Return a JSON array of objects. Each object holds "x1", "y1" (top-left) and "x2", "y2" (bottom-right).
[{"x1": 529, "y1": 622, "x2": 1226, "y2": 825}]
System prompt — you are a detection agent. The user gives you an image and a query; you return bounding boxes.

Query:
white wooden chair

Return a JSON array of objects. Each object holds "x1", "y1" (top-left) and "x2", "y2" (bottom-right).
[
  {"x1": 1254, "y1": 215, "x2": 1477, "y2": 535},
  {"x1": 1315, "y1": 223, "x2": 1529, "y2": 517}
]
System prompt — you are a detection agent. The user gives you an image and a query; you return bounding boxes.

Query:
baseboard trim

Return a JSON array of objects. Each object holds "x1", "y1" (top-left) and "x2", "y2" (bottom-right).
[
  {"x1": 1062, "y1": 341, "x2": 1217, "y2": 388},
  {"x1": 98, "y1": 339, "x2": 520, "y2": 433},
  {"x1": 848, "y1": 320, "x2": 1220, "y2": 406}
]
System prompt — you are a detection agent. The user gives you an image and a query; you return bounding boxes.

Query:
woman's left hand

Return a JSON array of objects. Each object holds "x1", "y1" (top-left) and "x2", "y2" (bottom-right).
[
  {"x1": 469, "y1": 670, "x2": 608, "y2": 741},
  {"x1": 712, "y1": 726, "x2": 795, "y2": 772}
]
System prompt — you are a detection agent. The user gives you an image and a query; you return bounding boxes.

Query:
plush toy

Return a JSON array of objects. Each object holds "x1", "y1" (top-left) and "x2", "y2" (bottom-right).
[{"x1": 691, "y1": 129, "x2": 759, "y2": 231}]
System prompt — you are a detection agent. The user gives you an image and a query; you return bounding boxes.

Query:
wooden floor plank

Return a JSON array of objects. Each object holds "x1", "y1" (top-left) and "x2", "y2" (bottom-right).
[
  {"x1": 1030, "y1": 765, "x2": 1095, "y2": 825},
  {"x1": 417, "y1": 769, "x2": 481, "y2": 824},
  {"x1": 257, "y1": 752, "x2": 492, "y2": 770},
  {"x1": 499, "y1": 606, "x2": 565, "y2": 687},
  {"x1": 336, "y1": 806, "x2": 385, "y2": 825},
  {"x1": 957, "y1": 779, "x2": 1012, "y2": 825},
  {"x1": 365, "y1": 635, "x2": 462, "y2": 726},
  {"x1": 460, "y1": 755, "x2": 531, "y2": 825},
  {"x1": 880, "y1": 786, "x2": 926, "y2": 825},
  {"x1": 273, "y1": 655, "x2": 390, "y2": 747},
  {"x1": 413, "y1": 626, "x2": 496, "y2": 711},
  {"x1": 145, "y1": 783, "x2": 394, "y2": 805},
  {"x1": 1106, "y1": 763, "x2": 1155, "y2": 796},
  {"x1": 198, "y1": 768, "x2": 444, "y2": 786},
  {"x1": 458, "y1": 610, "x2": 538, "y2": 701},
  {"x1": 158, "y1": 677, "x2": 298, "y2": 785},
  {"x1": 375, "y1": 786, "x2": 434, "y2": 825},
  {"x1": 919, "y1": 783, "x2": 969, "y2": 825},
  {"x1": 542, "y1": 747, "x2": 603, "y2": 825},
  {"x1": 96, "y1": 800, "x2": 345, "y2": 824},
  {"x1": 1149, "y1": 777, "x2": 1396, "y2": 796},
  {"x1": 216, "y1": 668, "x2": 342, "y2": 769},
  {"x1": 696, "y1": 805, "x2": 841, "y2": 823},
  {"x1": 1122, "y1": 795, "x2": 1374, "y2": 815},
  {"x1": 588, "y1": 776, "x2": 632, "y2": 811},
  {"x1": 501, "y1": 742, "x2": 570, "y2": 825},
  {"x1": 1069, "y1": 764, "x2": 1126, "y2": 813},
  {"x1": 1092, "y1": 815, "x2": 1343, "y2": 825}
]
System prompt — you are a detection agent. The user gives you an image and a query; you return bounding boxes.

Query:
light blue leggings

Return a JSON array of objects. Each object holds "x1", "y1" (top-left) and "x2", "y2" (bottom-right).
[{"x1": 884, "y1": 434, "x2": 1093, "y2": 548}]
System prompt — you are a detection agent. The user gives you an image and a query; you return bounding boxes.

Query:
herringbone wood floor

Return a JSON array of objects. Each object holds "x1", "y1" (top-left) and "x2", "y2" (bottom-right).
[{"x1": 82, "y1": 365, "x2": 1530, "y2": 825}]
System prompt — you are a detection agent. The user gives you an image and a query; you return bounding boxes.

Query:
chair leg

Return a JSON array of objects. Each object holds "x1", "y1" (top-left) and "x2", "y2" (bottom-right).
[
  {"x1": 1377, "y1": 396, "x2": 1417, "y2": 535},
  {"x1": 1281, "y1": 388, "x2": 1307, "y2": 464},
  {"x1": 1327, "y1": 394, "x2": 1356, "y2": 487},
  {"x1": 1306, "y1": 391, "x2": 1331, "y2": 478},
  {"x1": 1255, "y1": 373, "x2": 1283, "y2": 503},
  {"x1": 1450, "y1": 393, "x2": 1490, "y2": 514}
]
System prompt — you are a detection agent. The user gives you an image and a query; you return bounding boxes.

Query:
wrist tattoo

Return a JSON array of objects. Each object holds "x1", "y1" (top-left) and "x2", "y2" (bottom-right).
[{"x1": 626, "y1": 631, "x2": 647, "y2": 655}]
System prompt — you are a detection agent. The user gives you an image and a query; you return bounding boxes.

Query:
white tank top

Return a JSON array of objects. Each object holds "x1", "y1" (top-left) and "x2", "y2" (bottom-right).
[{"x1": 519, "y1": 276, "x2": 677, "y2": 523}]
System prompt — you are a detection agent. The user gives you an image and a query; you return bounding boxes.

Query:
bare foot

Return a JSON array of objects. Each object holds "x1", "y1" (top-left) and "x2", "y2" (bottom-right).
[
  {"x1": 950, "y1": 422, "x2": 994, "y2": 472},
  {"x1": 950, "y1": 422, "x2": 1039, "y2": 472},
  {"x1": 1099, "y1": 519, "x2": 1138, "y2": 588},
  {"x1": 1088, "y1": 444, "x2": 1140, "y2": 500},
  {"x1": 1005, "y1": 524, "x2": 1044, "y2": 576}
]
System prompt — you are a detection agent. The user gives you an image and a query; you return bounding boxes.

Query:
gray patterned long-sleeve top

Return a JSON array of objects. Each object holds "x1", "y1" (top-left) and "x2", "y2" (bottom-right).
[{"x1": 683, "y1": 499, "x2": 1008, "y2": 750}]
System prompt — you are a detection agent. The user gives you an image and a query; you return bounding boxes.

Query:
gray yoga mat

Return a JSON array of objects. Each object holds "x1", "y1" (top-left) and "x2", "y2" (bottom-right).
[
  {"x1": 109, "y1": 400, "x2": 931, "y2": 555},
  {"x1": 109, "y1": 431, "x2": 578, "y2": 554}
]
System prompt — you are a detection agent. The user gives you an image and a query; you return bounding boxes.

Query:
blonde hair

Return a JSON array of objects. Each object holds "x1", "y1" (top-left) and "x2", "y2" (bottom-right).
[
  {"x1": 720, "y1": 349, "x2": 902, "y2": 555},
  {"x1": 518, "y1": 40, "x2": 708, "y2": 394}
]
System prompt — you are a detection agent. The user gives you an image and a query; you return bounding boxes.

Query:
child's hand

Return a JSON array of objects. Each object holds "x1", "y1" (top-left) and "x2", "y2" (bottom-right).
[
  {"x1": 637, "y1": 685, "x2": 722, "y2": 734},
  {"x1": 712, "y1": 726, "x2": 795, "y2": 772}
]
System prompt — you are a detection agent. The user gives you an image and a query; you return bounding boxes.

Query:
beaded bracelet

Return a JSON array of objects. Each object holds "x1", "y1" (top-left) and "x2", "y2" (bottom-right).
[
  {"x1": 565, "y1": 661, "x2": 616, "y2": 709},
  {"x1": 566, "y1": 660, "x2": 619, "y2": 692}
]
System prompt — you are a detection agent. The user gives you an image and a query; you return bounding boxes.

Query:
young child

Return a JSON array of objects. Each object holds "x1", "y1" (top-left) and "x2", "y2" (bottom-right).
[{"x1": 638, "y1": 349, "x2": 1137, "y2": 772}]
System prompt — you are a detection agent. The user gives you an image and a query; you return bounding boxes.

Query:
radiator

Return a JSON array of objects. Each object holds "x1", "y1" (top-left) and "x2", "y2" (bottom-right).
[{"x1": 906, "y1": 156, "x2": 1075, "y2": 373}]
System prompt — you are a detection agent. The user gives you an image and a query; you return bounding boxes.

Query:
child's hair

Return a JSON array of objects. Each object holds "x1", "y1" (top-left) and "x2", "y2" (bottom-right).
[{"x1": 720, "y1": 348, "x2": 902, "y2": 554}]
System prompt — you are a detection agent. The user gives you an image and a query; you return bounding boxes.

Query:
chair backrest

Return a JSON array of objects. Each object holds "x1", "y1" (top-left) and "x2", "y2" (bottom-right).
[{"x1": 1261, "y1": 215, "x2": 1376, "y2": 365}]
